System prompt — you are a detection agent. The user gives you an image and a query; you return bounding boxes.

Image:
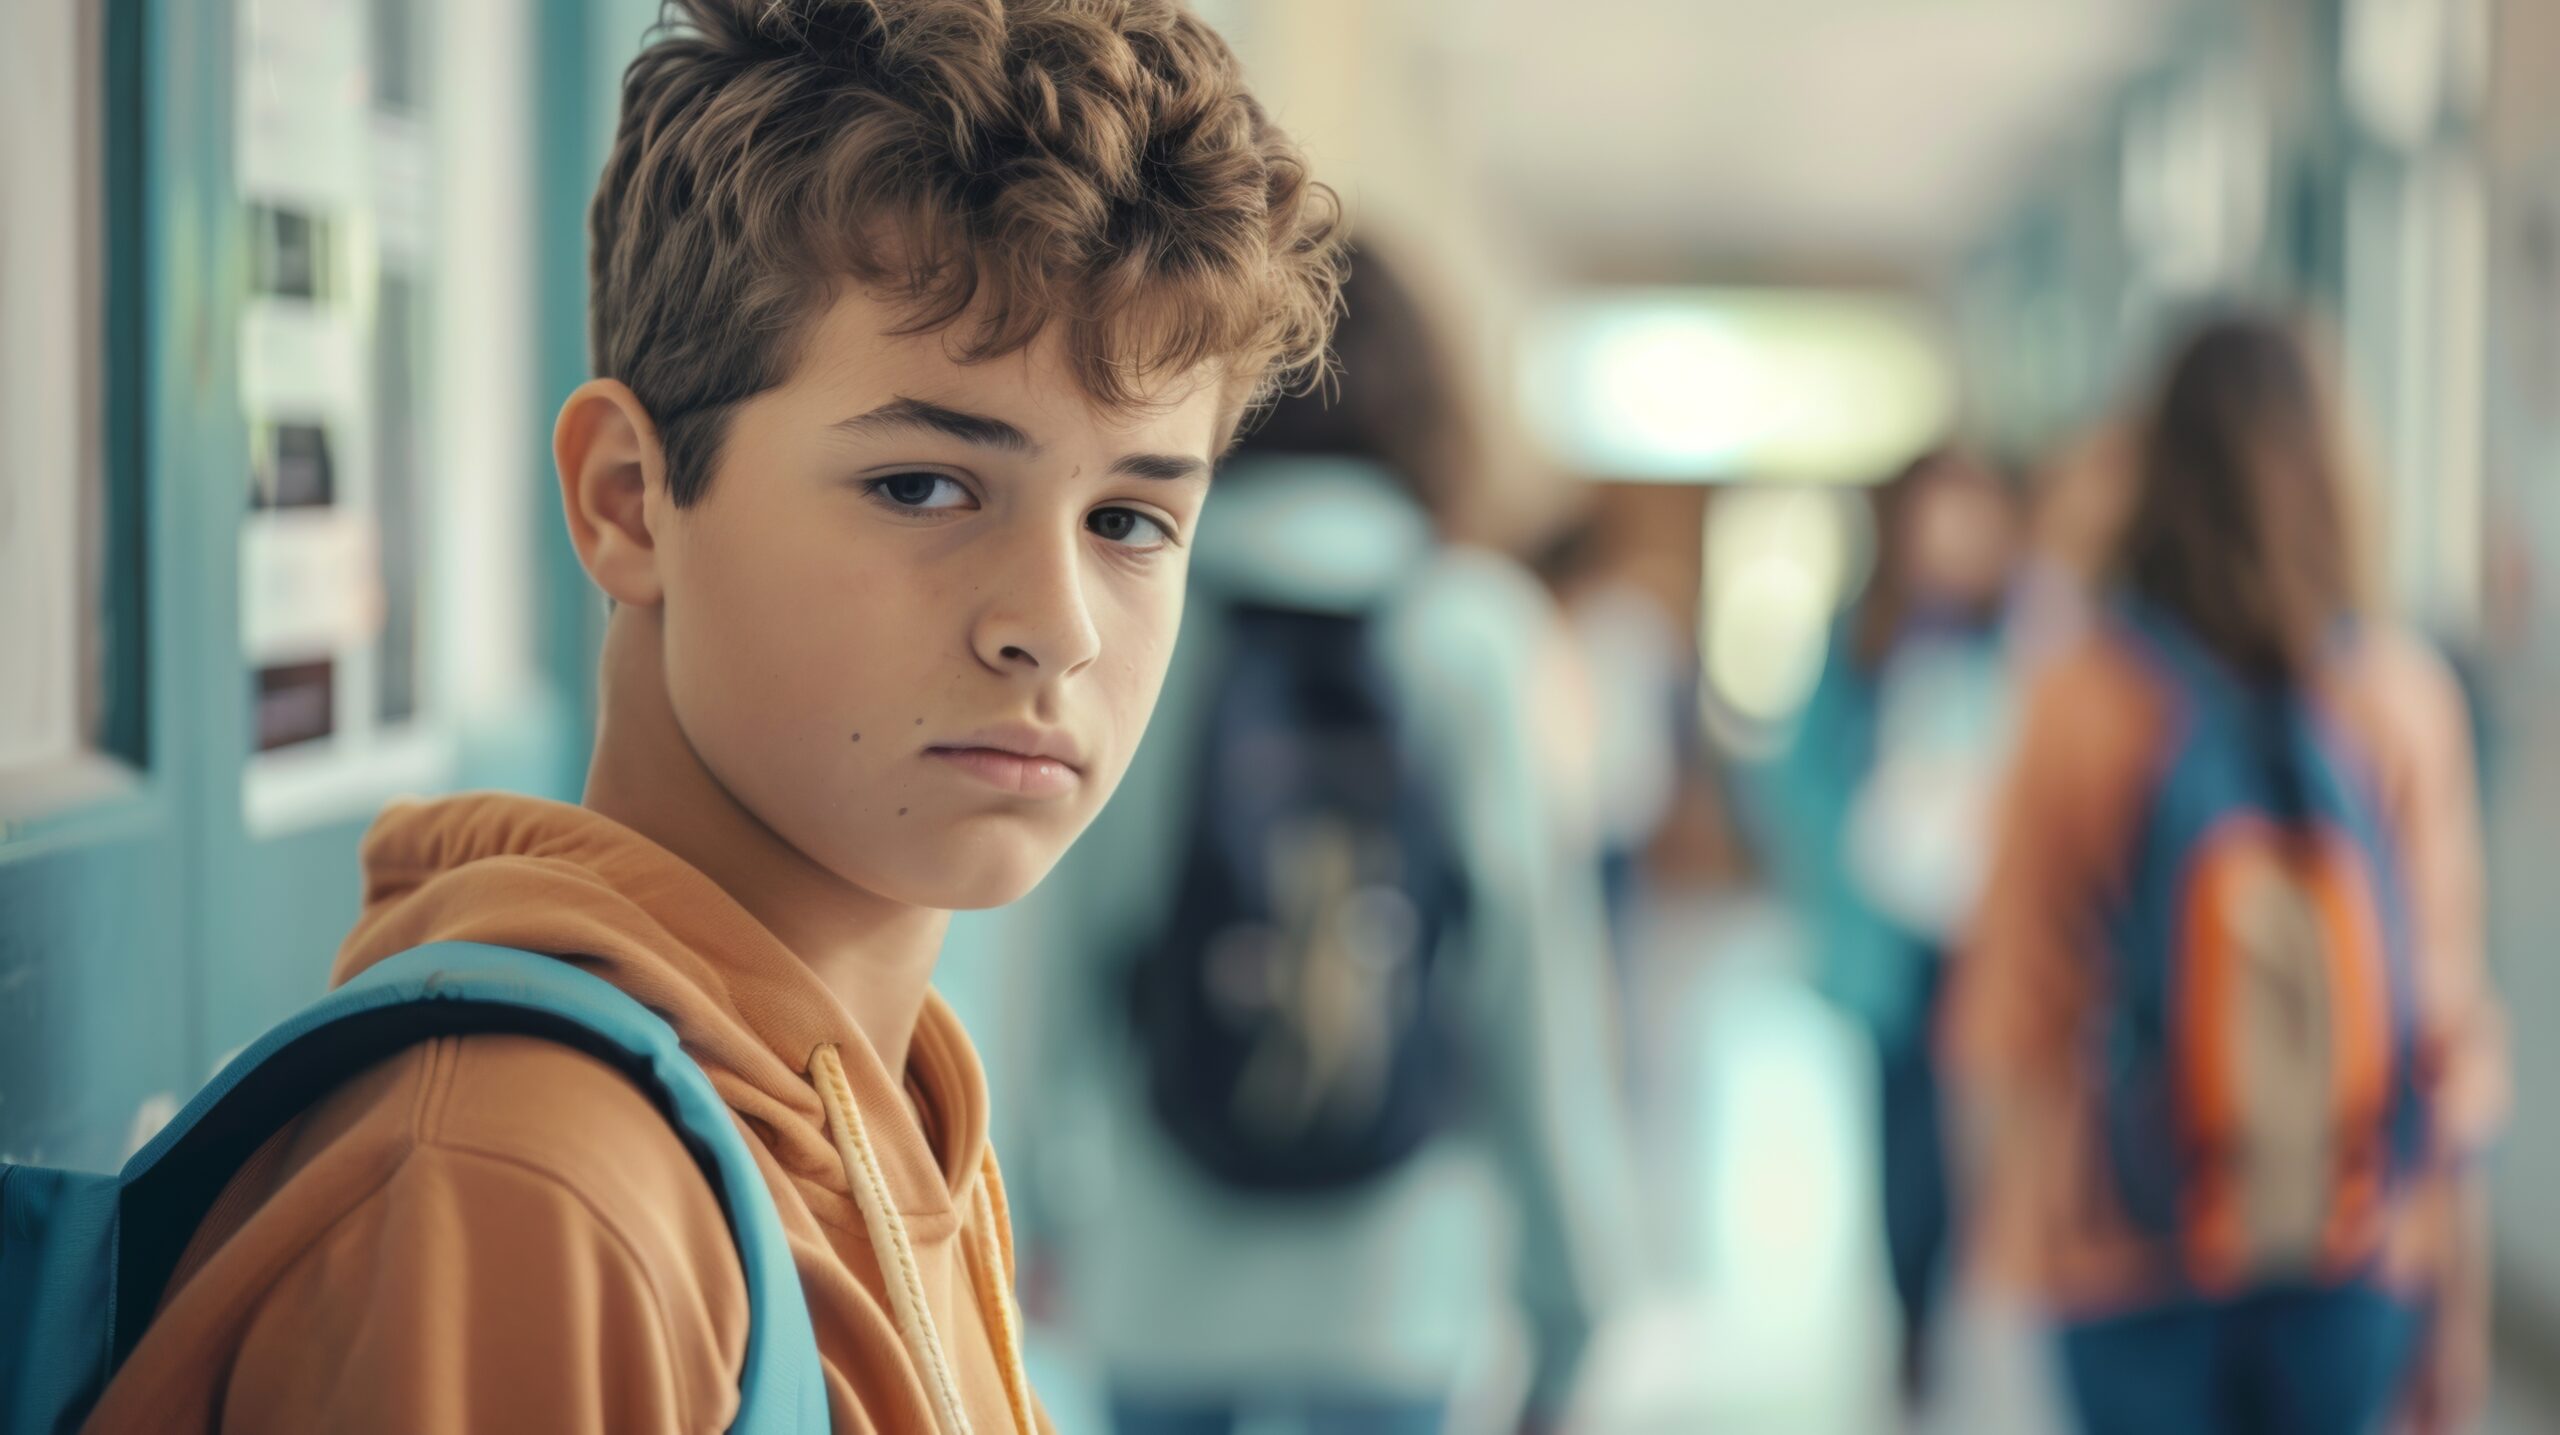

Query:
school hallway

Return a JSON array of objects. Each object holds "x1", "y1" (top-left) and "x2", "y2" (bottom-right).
[
  {"x1": 1019, "y1": 889, "x2": 2560, "y2": 1435},
  {"x1": 13, "y1": 1, "x2": 2560, "y2": 1430}
]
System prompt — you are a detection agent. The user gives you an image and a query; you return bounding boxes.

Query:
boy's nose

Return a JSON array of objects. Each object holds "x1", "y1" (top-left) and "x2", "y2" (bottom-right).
[{"x1": 972, "y1": 532, "x2": 1103, "y2": 678}]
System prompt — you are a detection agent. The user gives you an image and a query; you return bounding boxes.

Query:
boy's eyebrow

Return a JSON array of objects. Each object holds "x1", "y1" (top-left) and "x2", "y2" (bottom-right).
[
  {"x1": 833, "y1": 397, "x2": 1034, "y2": 453},
  {"x1": 832, "y1": 395, "x2": 1210, "y2": 481},
  {"x1": 1112, "y1": 452, "x2": 1209, "y2": 482}
]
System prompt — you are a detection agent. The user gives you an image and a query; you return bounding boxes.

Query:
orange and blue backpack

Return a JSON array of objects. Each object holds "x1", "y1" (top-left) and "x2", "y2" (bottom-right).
[{"x1": 2098, "y1": 606, "x2": 2430, "y2": 1294}]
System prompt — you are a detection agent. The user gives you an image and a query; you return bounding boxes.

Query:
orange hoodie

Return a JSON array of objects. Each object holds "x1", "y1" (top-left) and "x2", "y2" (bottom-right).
[{"x1": 84, "y1": 794, "x2": 1046, "y2": 1435}]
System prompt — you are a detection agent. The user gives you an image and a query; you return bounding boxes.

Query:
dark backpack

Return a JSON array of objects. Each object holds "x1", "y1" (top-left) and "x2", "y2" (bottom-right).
[
  {"x1": 1131, "y1": 601, "x2": 1468, "y2": 1192},
  {"x1": 2097, "y1": 609, "x2": 2430, "y2": 1293}
]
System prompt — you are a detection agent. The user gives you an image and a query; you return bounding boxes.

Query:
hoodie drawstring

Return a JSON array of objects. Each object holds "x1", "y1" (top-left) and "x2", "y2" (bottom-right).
[
  {"x1": 967, "y1": 1161, "x2": 1038, "y2": 1435},
  {"x1": 808, "y1": 1042, "x2": 1032, "y2": 1435}
]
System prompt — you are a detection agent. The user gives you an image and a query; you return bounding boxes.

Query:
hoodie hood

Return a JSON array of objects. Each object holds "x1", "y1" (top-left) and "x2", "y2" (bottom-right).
[{"x1": 335, "y1": 792, "x2": 990, "y2": 1247}]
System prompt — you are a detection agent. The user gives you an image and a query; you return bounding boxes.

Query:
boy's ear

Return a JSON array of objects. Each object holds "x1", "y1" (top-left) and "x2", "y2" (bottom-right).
[{"x1": 555, "y1": 378, "x2": 669, "y2": 607}]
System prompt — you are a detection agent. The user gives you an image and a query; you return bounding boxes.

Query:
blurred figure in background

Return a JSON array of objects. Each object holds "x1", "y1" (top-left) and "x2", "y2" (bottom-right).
[
  {"x1": 1951, "y1": 313, "x2": 2508, "y2": 1435},
  {"x1": 1538, "y1": 513, "x2": 1701, "y2": 1100},
  {"x1": 1011, "y1": 245, "x2": 1630, "y2": 1435},
  {"x1": 2008, "y1": 423, "x2": 2136, "y2": 668},
  {"x1": 1748, "y1": 448, "x2": 2022, "y2": 1412}
]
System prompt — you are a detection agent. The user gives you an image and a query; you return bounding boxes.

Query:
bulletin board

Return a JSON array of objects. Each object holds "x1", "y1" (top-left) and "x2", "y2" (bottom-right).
[{"x1": 234, "y1": 0, "x2": 451, "y2": 833}]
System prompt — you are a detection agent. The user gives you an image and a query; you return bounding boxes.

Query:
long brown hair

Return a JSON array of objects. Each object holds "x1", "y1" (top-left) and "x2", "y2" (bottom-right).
[
  {"x1": 1233, "y1": 243, "x2": 1473, "y2": 524},
  {"x1": 2113, "y1": 313, "x2": 2371, "y2": 682}
]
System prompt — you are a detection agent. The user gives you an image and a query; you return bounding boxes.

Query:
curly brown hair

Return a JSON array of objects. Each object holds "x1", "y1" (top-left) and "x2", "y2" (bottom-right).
[{"x1": 590, "y1": 0, "x2": 1347, "y2": 505}]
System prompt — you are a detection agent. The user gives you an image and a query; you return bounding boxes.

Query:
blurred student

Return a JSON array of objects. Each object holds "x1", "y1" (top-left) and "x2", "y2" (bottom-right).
[
  {"x1": 1752, "y1": 449, "x2": 2020, "y2": 1406},
  {"x1": 1538, "y1": 515, "x2": 1699, "y2": 1099},
  {"x1": 1950, "y1": 313, "x2": 2507, "y2": 1435},
  {"x1": 1014, "y1": 246, "x2": 1629, "y2": 1435},
  {"x1": 2008, "y1": 422, "x2": 2135, "y2": 667}
]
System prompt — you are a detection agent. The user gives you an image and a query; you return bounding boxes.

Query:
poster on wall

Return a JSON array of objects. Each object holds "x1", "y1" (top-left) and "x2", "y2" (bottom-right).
[{"x1": 236, "y1": 0, "x2": 448, "y2": 831}]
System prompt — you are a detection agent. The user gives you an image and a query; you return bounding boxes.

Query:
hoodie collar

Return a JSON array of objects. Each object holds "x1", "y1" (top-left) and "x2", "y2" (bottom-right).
[{"x1": 334, "y1": 793, "x2": 988, "y2": 1228}]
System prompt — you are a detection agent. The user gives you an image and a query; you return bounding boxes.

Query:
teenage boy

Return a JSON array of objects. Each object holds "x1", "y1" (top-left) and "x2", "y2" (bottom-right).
[{"x1": 85, "y1": 1, "x2": 1344, "y2": 1430}]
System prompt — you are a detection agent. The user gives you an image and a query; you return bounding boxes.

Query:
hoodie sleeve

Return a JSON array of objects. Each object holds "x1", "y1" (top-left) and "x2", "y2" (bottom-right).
[
  {"x1": 218, "y1": 1144, "x2": 728, "y2": 1433},
  {"x1": 1946, "y1": 647, "x2": 2119, "y2": 1167},
  {"x1": 205, "y1": 1037, "x2": 752, "y2": 1435},
  {"x1": 1390, "y1": 550, "x2": 1635, "y2": 1419}
]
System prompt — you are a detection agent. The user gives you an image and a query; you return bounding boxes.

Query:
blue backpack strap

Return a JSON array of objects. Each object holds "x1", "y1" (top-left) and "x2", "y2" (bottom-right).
[
  {"x1": 2108, "y1": 598, "x2": 2241, "y2": 710},
  {"x1": 1, "y1": 1163, "x2": 125, "y2": 1434},
  {"x1": 110, "y1": 942, "x2": 827, "y2": 1434},
  {"x1": 2109, "y1": 598, "x2": 2318, "y2": 805}
]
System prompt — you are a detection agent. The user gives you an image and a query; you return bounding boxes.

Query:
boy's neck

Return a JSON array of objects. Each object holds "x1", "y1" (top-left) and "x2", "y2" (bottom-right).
[{"x1": 582, "y1": 605, "x2": 950, "y2": 1077}]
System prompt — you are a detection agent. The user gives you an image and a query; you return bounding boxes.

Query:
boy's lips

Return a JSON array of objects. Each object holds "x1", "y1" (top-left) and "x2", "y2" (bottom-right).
[
  {"x1": 923, "y1": 725, "x2": 1085, "y2": 799},
  {"x1": 925, "y1": 747, "x2": 1081, "y2": 797}
]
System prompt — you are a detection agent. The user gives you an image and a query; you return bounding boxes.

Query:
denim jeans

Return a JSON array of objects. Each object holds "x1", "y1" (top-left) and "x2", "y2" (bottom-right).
[{"x1": 2058, "y1": 1282, "x2": 2421, "y2": 1435}]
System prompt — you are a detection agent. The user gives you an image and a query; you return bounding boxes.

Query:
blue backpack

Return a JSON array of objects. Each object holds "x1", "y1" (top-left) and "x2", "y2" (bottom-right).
[
  {"x1": 2099, "y1": 611, "x2": 2430, "y2": 1294},
  {"x1": 1131, "y1": 601, "x2": 1469, "y2": 1192},
  {"x1": 0, "y1": 943, "x2": 828, "y2": 1434}
]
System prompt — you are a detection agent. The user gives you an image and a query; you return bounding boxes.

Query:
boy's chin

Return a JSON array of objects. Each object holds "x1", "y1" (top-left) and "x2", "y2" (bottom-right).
[{"x1": 836, "y1": 830, "x2": 1065, "y2": 913}]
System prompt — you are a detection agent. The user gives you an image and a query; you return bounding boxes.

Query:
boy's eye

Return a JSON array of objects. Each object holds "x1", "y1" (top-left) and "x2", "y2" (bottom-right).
[
  {"x1": 866, "y1": 472, "x2": 973, "y2": 511},
  {"x1": 1089, "y1": 507, "x2": 1172, "y2": 548}
]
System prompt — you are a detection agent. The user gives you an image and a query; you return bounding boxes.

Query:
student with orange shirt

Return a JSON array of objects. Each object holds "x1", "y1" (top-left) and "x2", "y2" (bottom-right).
[
  {"x1": 73, "y1": 2, "x2": 1346, "y2": 1430},
  {"x1": 1950, "y1": 313, "x2": 2505, "y2": 1435}
]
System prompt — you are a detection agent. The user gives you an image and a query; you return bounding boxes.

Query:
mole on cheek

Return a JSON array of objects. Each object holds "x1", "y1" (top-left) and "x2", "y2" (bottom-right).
[
  {"x1": 899, "y1": 807, "x2": 909, "y2": 816},
  {"x1": 851, "y1": 732, "x2": 862, "y2": 743}
]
